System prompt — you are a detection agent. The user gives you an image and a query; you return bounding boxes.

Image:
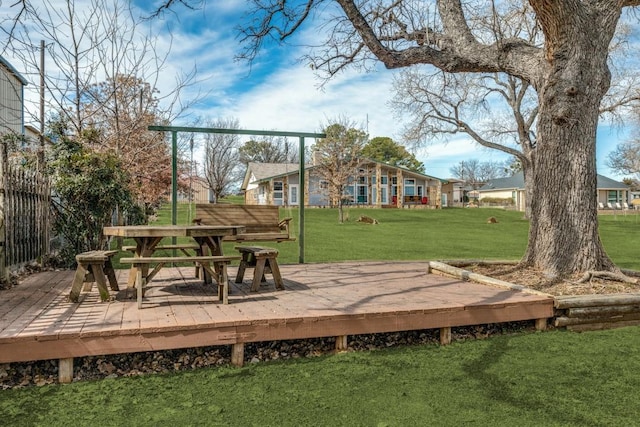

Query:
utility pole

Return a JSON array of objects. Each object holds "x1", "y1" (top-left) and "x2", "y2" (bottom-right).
[{"x1": 38, "y1": 40, "x2": 45, "y2": 171}]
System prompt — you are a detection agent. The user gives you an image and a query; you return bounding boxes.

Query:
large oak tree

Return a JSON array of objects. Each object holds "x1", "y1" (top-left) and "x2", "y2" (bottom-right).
[
  {"x1": 236, "y1": 0, "x2": 640, "y2": 278},
  {"x1": 143, "y1": 0, "x2": 640, "y2": 277}
]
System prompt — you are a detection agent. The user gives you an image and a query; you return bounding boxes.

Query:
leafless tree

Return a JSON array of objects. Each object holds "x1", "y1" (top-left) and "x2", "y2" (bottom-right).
[
  {"x1": 607, "y1": 139, "x2": 640, "y2": 183},
  {"x1": 1, "y1": 0, "x2": 205, "y2": 238},
  {"x1": 449, "y1": 159, "x2": 507, "y2": 191},
  {"x1": 391, "y1": 5, "x2": 639, "y2": 221},
  {"x1": 202, "y1": 118, "x2": 243, "y2": 203},
  {"x1": 312, "y1": 118, "x2": 368, "y2": 223},
  {"x1": 2, "y1": 0, "x2": 202, "y2": 161}
]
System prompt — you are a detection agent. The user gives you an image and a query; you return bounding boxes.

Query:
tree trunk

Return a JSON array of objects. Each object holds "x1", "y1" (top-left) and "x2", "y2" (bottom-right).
[{"x1": 522, "y1": 12, "x2": 619, "y2": 277}]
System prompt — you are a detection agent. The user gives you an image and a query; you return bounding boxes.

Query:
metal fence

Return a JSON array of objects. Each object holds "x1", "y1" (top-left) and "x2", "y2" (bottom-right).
[{"x1": 0, "y1": 144, "x2": 50, "y2": 279}]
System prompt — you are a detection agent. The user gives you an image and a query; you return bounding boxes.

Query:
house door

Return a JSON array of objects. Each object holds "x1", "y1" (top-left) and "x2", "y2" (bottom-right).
[
  {"x1": 380, "y1": 186, "x2": 388, "y2": 204},
  {"x1": 441, "y1": 193, "x2": 448, "y2": 207},
  {"x1": 289, "y1": 184, "x2": 299, "y2": 206}
]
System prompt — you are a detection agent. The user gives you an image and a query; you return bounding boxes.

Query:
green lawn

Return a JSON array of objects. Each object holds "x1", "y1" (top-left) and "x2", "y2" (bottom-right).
[
  {"x1": 28, "y1": 204, "x2": 634, "y2": 426},
  {"x1": 145, "y1": 204, "x2": 640, "y2": 270},
  {"x1": 2, "y1": 327, "x2": 640, "y2": 426}
]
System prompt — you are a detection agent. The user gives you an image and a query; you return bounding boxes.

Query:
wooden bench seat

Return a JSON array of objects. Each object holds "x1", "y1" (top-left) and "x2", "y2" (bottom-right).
[
  {"x1": 235, "y1": 246, "x2": 284, "y2": 291},
  {"x1": 122, "y1": 244, "x2": 204, "y2": 278},
  {"x1": 122, "y1": 244, "x2": 202, "y2": 254},
  {"x1": 194, "y1": 204, "x2": 295, "y2": 242},
  {"x1": 120, "y1": 255, "x2": 240, "y2": 307},
  {"x1": 69, "y1": 250, "x2": 119, "y2": 302}
]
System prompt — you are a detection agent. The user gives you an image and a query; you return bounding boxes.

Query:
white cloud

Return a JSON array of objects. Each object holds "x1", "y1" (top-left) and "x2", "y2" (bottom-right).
[{"x1": 0, "y1": 0, "x2": 632, "y2": 182}]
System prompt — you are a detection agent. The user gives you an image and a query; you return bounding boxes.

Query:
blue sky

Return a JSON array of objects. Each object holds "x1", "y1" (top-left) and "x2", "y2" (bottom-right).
[{"x1": 5, "y1": 0, "x2": 634, "y2": 180}]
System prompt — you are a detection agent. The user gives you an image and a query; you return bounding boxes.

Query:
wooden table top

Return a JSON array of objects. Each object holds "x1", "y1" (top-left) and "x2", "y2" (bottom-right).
[{"x1": 103, "y1": 225, "x2": 246, "y2": 238}]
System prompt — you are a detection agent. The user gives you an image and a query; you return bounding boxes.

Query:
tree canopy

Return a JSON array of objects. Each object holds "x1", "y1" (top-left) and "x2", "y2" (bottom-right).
[
  {"x1": 362, "y1": 137, "x2": 425, "y2": 174},
  {"x1": 239, "y1": 136, "x2": 299, "y2": 166}
]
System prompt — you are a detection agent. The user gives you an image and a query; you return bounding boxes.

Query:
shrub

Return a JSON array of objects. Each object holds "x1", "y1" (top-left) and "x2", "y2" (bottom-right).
[
  {"x1": 49, "y1": 137, "x2": 134, "y2": 266},
  {"x1": 479, "y1": 197, "x2": 515, "y2": 206}
]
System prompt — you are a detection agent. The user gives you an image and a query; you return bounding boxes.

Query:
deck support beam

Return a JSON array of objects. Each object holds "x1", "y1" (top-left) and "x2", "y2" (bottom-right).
[
  {"x1": 335, "y1": 335, "x2": 348, "y2": 352},
  {"x1": 59, "y1": 358, "x2": 73, "y2": 383},
  {"x1": 439, "y1": 327, "x2": 452, "y2": 345},
  {"x1": 231, "y1": 343, "x2": 245, "y2": 367},
  {"x1": 535, "y1": 318, "x2": 548, "y2": 331}
]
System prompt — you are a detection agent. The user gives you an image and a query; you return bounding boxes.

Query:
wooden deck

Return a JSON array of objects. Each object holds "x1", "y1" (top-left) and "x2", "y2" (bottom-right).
[{"x1": 0, "y1": 261, "x2": 554, "y2": 369}]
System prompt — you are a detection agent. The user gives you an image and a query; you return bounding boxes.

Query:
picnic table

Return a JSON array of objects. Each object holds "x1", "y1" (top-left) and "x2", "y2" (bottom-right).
[{"x1": 103, "y1": 225, "x2": 245, "y2": 307}]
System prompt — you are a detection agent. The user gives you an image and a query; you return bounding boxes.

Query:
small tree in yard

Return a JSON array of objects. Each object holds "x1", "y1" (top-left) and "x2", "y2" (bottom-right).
[
  {"x1": 202, "y1": 118, "x2": 243, "y2": 202},
  {"x1": 48, "y1": 123, "x2": 134, "y2": 267},
  {"x1": 313, "y1": 121, "x2": 368, "y2": 223}
]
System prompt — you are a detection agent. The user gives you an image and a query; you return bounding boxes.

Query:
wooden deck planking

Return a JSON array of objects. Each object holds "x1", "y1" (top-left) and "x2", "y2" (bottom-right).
[
  {"x1": 0, "y1": 271, "x2": 72, "y2": 338},
  {"x1": 0, "y1": 261, "x2": 554, "y2": 364}
]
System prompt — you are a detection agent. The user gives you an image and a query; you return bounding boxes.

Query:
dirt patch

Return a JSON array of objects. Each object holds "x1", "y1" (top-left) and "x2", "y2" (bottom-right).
[{"x1": 469, "y1": 263, "x2": 640, "y2": 296}]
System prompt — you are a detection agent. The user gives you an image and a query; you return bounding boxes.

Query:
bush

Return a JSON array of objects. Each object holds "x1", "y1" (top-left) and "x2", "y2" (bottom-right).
[
  {"x1": 49, "y1": 137, "x2": 134, "y2": 266},
  {"x1": 479, "y1": 197, "x2": 515, "y2": 206}
]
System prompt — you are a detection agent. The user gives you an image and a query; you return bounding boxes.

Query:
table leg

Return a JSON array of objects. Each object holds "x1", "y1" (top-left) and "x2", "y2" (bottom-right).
[
  {"x1": 126, "y1": 237, "x2": 162, "y2": 288},
  {"x1": 195, "y1": 236, "x2": 223, "y2": 285}
]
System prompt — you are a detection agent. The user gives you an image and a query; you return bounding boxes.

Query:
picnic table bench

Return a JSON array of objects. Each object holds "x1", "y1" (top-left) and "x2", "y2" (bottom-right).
[
  {"x1": 235, "y1": 246, "x2": 284, "y2": 291},
  {"x1": 193, "y1": 204, "x2": 295, "y2": 243},
  {"x1": 122, "y1": 243, "x2": 202, "y2": 255},
  {"x1": 120, "y1": 255, "x2": 240, "y2": 307},
  {"x1": 69, "y1": 250, "x2": 119, "y2": 302},
  {"x1": 104, "y1": 225, "x2": 245, "y2": 308}
]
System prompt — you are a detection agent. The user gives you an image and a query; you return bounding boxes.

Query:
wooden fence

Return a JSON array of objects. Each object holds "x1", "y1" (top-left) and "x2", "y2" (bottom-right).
[{"x1": 0, "y1": 143, "x2": 50, "y2": 279}]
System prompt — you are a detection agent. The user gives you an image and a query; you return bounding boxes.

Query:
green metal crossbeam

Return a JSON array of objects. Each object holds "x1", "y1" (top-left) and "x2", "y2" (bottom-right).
[{"x1": 148, "y1": 125, "x2": 327, "y2": 264}]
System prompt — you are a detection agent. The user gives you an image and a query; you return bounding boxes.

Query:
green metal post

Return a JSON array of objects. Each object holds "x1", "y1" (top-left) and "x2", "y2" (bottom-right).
[
  {"x1": 298, "y1": 136, "x2": 305, "y2": 264},
  {"x1": 171, "y1": 131, "x2": 178, "y2": 226},
  {"x1": 149, "y1": 125, "x2": 325, "y2": 263}
]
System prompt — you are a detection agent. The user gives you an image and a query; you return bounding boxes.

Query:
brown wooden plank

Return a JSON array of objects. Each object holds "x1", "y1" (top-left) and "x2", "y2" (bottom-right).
[
  {"x1": 0, "y1": 270, "x2": 70, "y2": 321},
  {"x1": 195, "y1": 204, "x2": 292, "y2": 241},
  {"x1": 0, "y1": 271, "x2": 73, "y2": 338},
  {"x1": 0, "y1": 262, "x2": 555, "y2": 365}
]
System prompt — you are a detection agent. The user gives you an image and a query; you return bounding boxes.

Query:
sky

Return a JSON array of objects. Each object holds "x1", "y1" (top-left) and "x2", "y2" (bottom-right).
[{"x1": 2, "y1": 0, "x2": 636, "y2": 180}]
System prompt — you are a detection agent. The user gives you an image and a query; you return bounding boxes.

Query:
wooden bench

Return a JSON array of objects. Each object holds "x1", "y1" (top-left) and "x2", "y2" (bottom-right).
[
  {"x1": 194, "y1": 204, "x2": 295, "y2": 242},
  {"x1": 120, "y1": 255, "x2": 240, "y2": 308},
  {"x1": 122, "y1": 244, "x2": 204, "y2": 278},
  {"x1": 122, "y1": 244, "x2": 202, "y2": 255},
  {"x1": 69, "y1": 250, "x2": 119, "y2": 302},
  {"x1": 235, "y1": 246, "x2": 284, "y2": 292}
]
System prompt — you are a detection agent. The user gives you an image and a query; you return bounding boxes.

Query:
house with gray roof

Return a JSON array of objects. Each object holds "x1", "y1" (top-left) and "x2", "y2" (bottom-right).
[
  {"x1": 479, "y1": 172, "x2": 630, "y2": 211},
  {"x1": 0, "y1": 55, "x2": 28, "y2": 137},
  {"x1": 241, "y1": 160, "x2": 445, "y2": 208}
]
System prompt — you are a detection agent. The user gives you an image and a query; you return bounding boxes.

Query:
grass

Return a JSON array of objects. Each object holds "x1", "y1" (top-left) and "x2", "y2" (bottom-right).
[
  {"x1": 141, "y1": 204, "x2": 640, "y2": 270},
  {"x1": 35, "y1": 204, "x2": 635, "y2": 426},
  {"x1": 2, "y1": 327, "x2": 640, "y2": 426}
]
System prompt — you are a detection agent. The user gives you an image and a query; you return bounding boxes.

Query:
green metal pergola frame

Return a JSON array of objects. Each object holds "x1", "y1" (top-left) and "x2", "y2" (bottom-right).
[{"x1": 148, "y1": 125, "x2": 326, "y2": 264}]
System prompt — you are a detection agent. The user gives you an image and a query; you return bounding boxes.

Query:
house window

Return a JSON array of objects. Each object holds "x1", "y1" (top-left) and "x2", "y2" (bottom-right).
[
  {"x1": 380, "y1": 176, "x2": 388, "y2": 185},
  {"x1": 357, "y1": 185, "x2": 368, "y2": 204},
  {"x1": 608, "y1": 190, "x2": 619, "y2": 204},
  {"x1": 289, "y1": 184, "x2": 299, "y2": 205},
  {"x1": 404, "y1": 179, "x2": 416, "y2": 196},
  {"x1": 273, "y1": 181, "x2": 284, "y2": 205},
  {"x1": 320, "y1": 180, "x2": 329, "y2": 190},
  {"x1": 357, "y1": 169, "x2": 367, "y2": 185}
]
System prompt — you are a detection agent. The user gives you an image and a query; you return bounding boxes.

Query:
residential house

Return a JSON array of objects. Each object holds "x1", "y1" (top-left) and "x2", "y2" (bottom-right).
[
  {"x1": 441, "y1": 178, "x2": 477, "y2": 207},
  {"x1": 479, "y1": 172, "x2": 630, "y2": 211},
  {"x1": 242, "y1": 160, "x2": 445, "y2": 208},
  {"x1": 169, "y1": 176, "x2": 213, "y2": 203},
  {"x1": 0, "y1": 55, "x2": 27, "y2": 138}
]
